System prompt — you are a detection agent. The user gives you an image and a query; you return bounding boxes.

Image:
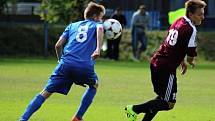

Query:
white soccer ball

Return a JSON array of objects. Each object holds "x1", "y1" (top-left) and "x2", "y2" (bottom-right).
[{"x1": 103, "y1": 19, "x2": 122, "y2": 40}]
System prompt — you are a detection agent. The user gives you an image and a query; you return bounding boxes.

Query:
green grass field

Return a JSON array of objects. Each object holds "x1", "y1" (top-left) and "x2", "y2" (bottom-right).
[{"x1": 0, "y1": 58, "x2": 215, "y2": 121}]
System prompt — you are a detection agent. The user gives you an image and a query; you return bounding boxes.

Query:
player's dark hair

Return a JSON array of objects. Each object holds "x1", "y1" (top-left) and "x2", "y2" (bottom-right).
[
  {"x1": 84, "y1": 2, "x2": 105, "y2": 19},
  {"x1": 185, "y1": 0, "x2": 206, "y2": 17}
]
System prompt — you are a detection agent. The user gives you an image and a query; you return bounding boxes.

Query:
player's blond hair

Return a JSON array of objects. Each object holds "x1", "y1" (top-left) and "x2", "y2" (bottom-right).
[
  {"x1": 185, "y1": 0, "x2": 207, "y2": 17},
  {"x1": 84, "y1": 2, "x2": 105, "y2": 19}
]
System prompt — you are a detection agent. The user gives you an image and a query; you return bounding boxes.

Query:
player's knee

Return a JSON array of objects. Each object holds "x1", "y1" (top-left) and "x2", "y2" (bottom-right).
[
  {"x1": 167, "y1": 102, "x2": 176, "y2": 110},
  {"x1": 40, "y1": 90, "x2": 52, "y2": 99}
]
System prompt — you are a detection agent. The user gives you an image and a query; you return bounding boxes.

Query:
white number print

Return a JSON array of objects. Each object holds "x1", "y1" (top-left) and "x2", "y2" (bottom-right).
[
  {"x1": 76, "y1": 25, "x2": 88, "y2": 42},
  {"x1": 172, "y1": 93, "x2": 177, "y2": 100},
  {"x1": 166, "y1": 29, "x2": 178, "y2": 46}
]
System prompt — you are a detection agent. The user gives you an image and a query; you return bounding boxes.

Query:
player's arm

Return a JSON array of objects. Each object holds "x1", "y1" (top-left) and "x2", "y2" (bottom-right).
[
  {"x1": 181, "y1": 55, "x2": 195, "y2": 75},
  {"x1": 91, "y1": 25, "x2": 104, "y2": 60},
  {"x1": 55, "y1": 37, "x2": 66, "y2": 62},
  {"x1": 185, "y1": 26, "x2": 197, "y2": 68},
  {"x1": 180, "y1": 59, "x2": 187, "y2": 75},
  {"x1": 55, "y1": 24, "x2": 70, "y2": 62},
  {"x1": 187, "y1": 44, "x2": 197, "y2": 68},
  {"x1": 187, "y1": 56, "x2": 196, "y2": 68}
]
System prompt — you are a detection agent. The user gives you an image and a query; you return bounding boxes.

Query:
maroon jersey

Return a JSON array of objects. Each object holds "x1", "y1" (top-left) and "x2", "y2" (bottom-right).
[{"x1": 151, "y1": 16, "x2": 197, "y2": 72}]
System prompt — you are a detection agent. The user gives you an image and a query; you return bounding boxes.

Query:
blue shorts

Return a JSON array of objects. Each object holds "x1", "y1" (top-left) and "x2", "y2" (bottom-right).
[{"x1": 44, "y1": 63, "x2": 98, "y2": 95}]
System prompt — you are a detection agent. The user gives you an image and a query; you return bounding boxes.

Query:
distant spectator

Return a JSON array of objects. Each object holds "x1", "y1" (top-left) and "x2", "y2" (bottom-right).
[
  {"x1": 131, "y1": 5, "x2": 150, "y2": 61},
  {"x1": 106, "y1": 7, "x2": 127, "y2": 60}
]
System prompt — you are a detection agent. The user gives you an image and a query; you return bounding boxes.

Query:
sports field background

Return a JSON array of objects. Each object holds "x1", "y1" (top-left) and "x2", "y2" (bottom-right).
[{"x1": 0, "y1": 58, "x2": 215, "y2": 121}]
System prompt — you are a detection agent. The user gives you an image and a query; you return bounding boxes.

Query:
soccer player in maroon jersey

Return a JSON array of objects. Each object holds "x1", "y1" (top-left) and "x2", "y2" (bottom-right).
[{"x1": 125, "y1": 0, "x2": 207, "y2": 121}]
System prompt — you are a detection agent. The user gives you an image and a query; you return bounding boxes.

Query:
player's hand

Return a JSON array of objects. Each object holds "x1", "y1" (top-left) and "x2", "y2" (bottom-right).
[
  {"x1": 180, "y1": 61, "x2": 187, "y2": 75},
  {"x1": 91, "y1": 50, "x2": 100, "y2": 60},
  {"x1": 187, "y1": 56, "x2": 196, "y2": 68},
  {"x1": 188, "y1": 61, "x2": 195, "y2": 68}
]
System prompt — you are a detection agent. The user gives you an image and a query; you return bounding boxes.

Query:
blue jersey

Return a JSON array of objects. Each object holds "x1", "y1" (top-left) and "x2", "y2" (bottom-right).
[
  {"x1": 60, "y1": 19, "x2": 102, "y2": 66},
  {"x1": 44, "y1": 19, "x2": 101, "y2": 95}
]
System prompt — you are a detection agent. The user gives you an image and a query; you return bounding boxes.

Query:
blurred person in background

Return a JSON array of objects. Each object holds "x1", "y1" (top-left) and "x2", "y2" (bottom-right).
[{"x1": 131, "y1": 4, "x2": 150, "y2": 62}]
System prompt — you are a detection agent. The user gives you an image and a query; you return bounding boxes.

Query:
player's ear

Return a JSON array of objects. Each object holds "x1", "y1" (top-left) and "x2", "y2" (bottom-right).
[
  {"x1": 92, "y1": 14, "x2": 97, "y2": 19},
  {"x1": 188, "y1": 12, "x2": 193, "y2": 18}
]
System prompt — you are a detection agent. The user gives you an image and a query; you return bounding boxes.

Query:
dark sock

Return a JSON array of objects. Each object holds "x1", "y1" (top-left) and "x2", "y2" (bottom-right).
[
  {"x1": 142, "y1": 111, "x2": 158, "y2": 121},
  {"x1": 132, "y1": 98, "x2": 169, "y2": 114}
]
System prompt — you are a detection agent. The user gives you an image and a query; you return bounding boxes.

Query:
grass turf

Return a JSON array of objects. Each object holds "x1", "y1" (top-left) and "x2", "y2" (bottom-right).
[{"x1": 0, "y1": 58, "x2": 214, "y2": 121}]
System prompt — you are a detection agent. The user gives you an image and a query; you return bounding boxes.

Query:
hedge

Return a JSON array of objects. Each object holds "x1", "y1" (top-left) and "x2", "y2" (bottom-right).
[
  {"x1": 0, "y1": 24, "x2": 63, "y2": 57},
  {"x1": 0, "y1": 24, "x2": 214, "y2": 61},
  {"x1": 197, "y1": 32, "x2": 215, "y2": 61}
]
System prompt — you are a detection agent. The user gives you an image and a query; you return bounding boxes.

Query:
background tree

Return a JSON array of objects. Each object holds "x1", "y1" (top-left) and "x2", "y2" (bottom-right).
[
  {"x1": 0, "y1": 0, "x2": 6, "y2": 14},
  {"x1": 0, "y1": 0, "x2": 15, "y2": 15},
  {"x1": 40, "y1": 0, "x2": 91, "y2": 24}
]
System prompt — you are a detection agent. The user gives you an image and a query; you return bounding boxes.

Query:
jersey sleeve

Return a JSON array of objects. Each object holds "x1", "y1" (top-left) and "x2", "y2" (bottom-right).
[
  {"x1": 60, "y1": 24, "x2": 72, "y2": 40},
  {"x1": 97, "y1": 23, "x2": 103, "y2": 29},
  {"x1": 187, "y1": 27, "x2": 197, "y2": 57}
]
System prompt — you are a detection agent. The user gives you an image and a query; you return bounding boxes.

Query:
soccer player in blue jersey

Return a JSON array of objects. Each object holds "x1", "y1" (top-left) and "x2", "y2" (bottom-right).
[
  {"x1": 125, "y1": 0, "x2": 206, "y2": 121},
  {"x1": 19, "y1": 2, "x2": 105, "y2": 121}
]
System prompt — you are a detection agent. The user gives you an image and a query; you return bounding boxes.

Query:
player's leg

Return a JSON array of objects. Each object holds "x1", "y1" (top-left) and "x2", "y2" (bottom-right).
[
  {"x1": 134, "y1": 96, "x2": 170, "y2": 121},
  {"x1": 142, "y1": 111, "x2": 158, "y2": 121},
  {"x1": 140, "y1": 96, "x2": 159, "y2": 121},
  {"x1": 72, "y1": 82, "x2": 98, "y2": 121},
  {"x1": 125, "y1": 64, "x2": 177, "y2": 121},
  {"x1": 127, "y1": 95, "x2": 175, "y2": 121},
  {"x1": 125, "y1": 96, "x2": 169, "y2": 121},
  {"x1": 141, "y1": 101, "x2": 176, "y2": 121},
  {"x1": 70, "y1": 65, "x2": 99, "y2": 121},
  {"x1": 19, "y1": 90, "x2": 52, "y2": 121},
  {"x1": 140, "y1": 66, "x2": 177, "y2": 121},
  {"x1": 20, "y1": 63, "x2": 72, "y2": 121}
]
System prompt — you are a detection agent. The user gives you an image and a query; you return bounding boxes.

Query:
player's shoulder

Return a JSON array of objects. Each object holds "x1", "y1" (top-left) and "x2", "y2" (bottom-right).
[
  {"x1": 73, "y1": 20, "x2": 86, "y2": 25},
  {"x1": 172, "y1": 16, "x2": 193, "y2": 32},
  {"x1": 85, "y1": 19, "x2": 101, "y2": 25}
]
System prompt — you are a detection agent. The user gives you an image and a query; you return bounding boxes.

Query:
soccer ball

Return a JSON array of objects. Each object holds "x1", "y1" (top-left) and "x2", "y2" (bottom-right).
[{"x1": 103, "y1": 19, "x2": 122, "y2": 40}]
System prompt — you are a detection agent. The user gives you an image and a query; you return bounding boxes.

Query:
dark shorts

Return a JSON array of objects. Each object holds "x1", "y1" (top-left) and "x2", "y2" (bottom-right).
[
  {"x1": 150, "y1": 64, "x2": 177, "y2": 103},
  {"x1": 44, "y1": 63, "x2": 98, "y2": 95}
]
